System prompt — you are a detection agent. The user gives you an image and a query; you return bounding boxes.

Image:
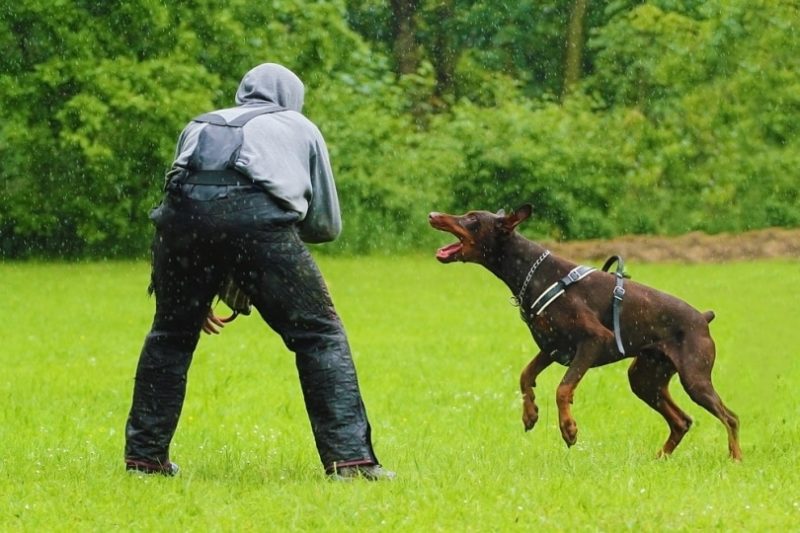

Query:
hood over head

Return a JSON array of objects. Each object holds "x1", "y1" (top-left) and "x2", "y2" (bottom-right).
[{"x1": 235, "y1": 63, "x2": 305, "y2": 111}]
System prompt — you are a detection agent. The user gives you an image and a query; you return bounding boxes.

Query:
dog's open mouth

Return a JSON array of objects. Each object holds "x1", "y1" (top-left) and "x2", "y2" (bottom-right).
[
  {"x1": 436, "y1": 241, "x2": 463, "y2": 263},
  {"x1": 429, "y1": 212, "x2": 465, "y2": 263}
]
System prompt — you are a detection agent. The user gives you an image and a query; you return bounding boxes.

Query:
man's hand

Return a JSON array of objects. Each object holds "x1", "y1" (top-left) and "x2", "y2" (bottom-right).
[{"x1": 202, "y1": 309, "x2": 227, "y2": 335}]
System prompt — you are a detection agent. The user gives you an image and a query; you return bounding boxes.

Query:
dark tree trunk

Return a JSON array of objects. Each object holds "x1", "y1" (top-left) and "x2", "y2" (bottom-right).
[
  {"x1": 563, "y1": 0, "x2": 588, "y2": 98},
  {"x1": 429, "y1": 0, "x2": 457, "y2": 101},
  {"x1": 389, "y1": 0, "x2": 422, "y2": 75}
]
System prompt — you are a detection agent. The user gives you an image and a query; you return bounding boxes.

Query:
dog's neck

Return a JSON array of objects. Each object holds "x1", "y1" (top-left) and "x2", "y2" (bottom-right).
[{"x1": 481, "y1": 233, "x2": 552, "y2": 297}]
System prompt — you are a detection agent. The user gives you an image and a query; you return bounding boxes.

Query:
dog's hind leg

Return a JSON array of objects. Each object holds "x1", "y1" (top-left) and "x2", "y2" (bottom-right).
[
  {"x1": 628, "y1": 354, "x2": 693, "y2": 458},
  {"x1": 520, "y1": 351, "x2": 554, "y2": 432},
  {"x1": 673, "y1": 337, "x2": 742, "y2": 460}
]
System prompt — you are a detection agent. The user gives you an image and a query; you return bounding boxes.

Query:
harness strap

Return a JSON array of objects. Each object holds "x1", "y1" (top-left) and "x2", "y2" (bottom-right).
[
  {"x1": 530, "y1": 265, "x2": 596, "y2": 316},
  {"x1": 193, "y1": 104, "x2": 287, "y2": 127},
  {"x1": 601, "y1": 255, "x2": 627, "y2": 355},
  {"x1": 183, "y1": 169, "x2": 252, "y2": 185}
]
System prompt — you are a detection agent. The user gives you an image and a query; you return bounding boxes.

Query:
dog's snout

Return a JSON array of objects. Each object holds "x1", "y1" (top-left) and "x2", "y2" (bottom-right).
[{"x1": 429, "y1": 212, "x2": 445, "y2": 225}]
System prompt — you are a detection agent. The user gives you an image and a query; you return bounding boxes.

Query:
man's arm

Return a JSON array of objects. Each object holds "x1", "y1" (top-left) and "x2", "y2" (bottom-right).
[{"x1": 297, "y1": 134, "x2": 342, "y2": 243}]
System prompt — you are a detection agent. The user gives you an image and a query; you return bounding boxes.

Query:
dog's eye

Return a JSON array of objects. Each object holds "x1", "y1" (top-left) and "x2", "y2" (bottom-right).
[{"x1": 463, "y1": 215, "x2": 479, "y2": 229}]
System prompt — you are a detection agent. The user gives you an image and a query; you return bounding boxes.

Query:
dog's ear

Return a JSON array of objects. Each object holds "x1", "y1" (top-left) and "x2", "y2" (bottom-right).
[
  {"x1": 502, "y1": 204, "x2": 532, "y2": 231},
  {"x1": 496, "y1": 208, "x2": 506, "y2": 217}
]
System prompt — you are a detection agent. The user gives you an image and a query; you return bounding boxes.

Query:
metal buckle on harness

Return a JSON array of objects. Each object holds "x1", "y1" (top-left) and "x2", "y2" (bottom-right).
[
  {"x1": 613, "y1": 285, "x2": 625, "y2": 300},
  {"x1": 568, "y1": 270, "x2": 581, "y2": 282}
]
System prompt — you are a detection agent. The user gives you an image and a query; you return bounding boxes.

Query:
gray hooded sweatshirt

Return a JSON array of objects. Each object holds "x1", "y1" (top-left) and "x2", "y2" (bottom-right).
[{"x1": 169, "y1": 63, "x2": 341, "y2": 243}]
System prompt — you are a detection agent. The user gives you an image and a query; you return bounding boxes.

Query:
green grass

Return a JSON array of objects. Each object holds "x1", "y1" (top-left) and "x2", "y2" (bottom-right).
[{"x1": 1, "y1": 256, "x2": 799, "y2": 531}]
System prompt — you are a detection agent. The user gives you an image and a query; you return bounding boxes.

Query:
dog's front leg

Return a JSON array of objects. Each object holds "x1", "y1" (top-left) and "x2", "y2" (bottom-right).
[
  {"x1": 556, "y1": 337, "x2": 609, "y2": 447},
  {"x1": 520, "y1": 351, "x2": 553, "y2": 431}
]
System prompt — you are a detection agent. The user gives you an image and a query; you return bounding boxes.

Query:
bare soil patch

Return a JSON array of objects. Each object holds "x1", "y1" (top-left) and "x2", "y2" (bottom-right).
[{"x1": 543, "y1": 227, "x2": 800, "y2": 263}]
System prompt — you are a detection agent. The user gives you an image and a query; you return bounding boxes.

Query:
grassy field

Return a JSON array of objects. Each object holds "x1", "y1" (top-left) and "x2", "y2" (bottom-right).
[{"x1": 1, "y1": 255, "x2": 798, "y2": 531}]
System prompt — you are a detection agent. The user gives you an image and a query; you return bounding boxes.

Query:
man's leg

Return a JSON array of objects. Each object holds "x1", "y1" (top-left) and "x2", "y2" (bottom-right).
[
  {"x1": 125, "y1": 217, "x2": 223, "y2": 470},
  {"x1": 233, "y1": 226, "x2": 379, "y2": 471}
]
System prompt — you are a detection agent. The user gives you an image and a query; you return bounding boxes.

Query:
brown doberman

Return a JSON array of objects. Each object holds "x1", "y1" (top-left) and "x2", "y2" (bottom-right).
[{"x1": 429, "y1": 204, "x2": 742, "y2": 460}]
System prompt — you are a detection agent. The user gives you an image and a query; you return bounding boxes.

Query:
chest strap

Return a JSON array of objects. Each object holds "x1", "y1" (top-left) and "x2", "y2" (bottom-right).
[{"x1": 530, "y1": 265, "x2": 596, "y2": 316}]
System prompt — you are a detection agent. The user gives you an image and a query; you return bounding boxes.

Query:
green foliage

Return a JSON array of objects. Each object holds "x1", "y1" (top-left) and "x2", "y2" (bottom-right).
[
  {"x1": 0, "y1": 55, "x2": 216, "y2": 257},
  {"x1": 589, "y1": 4, "x2": 711, "y2": 107},
  {"x1": 584, "y1": 0, "x2": 800, "y2": 234},
  {"x1": 346, "y1": 0, "x2": 613, "y2": 99},
  {"x1": 431, "y1": 93, "x2": 625, "y2": 240},
  {"x1": 1, "y1": 0, "x2": 799, "y2": 258}
]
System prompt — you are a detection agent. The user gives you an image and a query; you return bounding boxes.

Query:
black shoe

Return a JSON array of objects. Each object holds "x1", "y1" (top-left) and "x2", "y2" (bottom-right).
[
  {"x1": 329, "y1": 464, "x2": 396, "y2": 481},
  {"x1": 125, "y1": 459, "x2": 180, "y2": 477}
]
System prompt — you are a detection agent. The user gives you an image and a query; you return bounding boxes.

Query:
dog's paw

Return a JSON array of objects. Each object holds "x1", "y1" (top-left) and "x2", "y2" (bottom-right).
[
  {"x1": 560, "y1": 420, "x2": 578, "y2": 447},
  {"x1": 522, "y1": 401, "x2": 539, "y2": 431}
]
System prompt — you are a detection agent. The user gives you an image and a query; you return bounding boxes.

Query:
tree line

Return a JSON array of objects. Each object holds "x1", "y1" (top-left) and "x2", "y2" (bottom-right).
[{"x1": 1, "y1": 0, "x2": 798, "y2": 258}]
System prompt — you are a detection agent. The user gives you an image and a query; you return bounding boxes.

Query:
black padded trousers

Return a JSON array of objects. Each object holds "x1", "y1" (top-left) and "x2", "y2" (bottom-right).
[{"x1": 124, "y1": 185, "x2": 378, "y2": 472}]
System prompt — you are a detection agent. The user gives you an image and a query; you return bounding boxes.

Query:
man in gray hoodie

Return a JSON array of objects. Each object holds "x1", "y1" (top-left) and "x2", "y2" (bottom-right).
[{"x1": 124, "y1": 63, "x2": 393, "y2": 481}]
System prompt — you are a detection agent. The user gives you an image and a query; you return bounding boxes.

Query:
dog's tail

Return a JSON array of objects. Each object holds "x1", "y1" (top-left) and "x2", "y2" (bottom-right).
[{"x1": 703, "y1": 310, "x2": 715, "y2": 323}]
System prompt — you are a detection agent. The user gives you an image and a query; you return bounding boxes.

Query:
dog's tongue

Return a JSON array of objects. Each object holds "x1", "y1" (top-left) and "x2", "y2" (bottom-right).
[{"x1": 436, "y1": 242, "x2": 462, "y2": 262}]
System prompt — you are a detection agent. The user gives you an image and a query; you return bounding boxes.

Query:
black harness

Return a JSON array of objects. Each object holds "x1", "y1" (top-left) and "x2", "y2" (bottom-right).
[
  {"x1": 192, "y1": 103, "x2": 287, "y2": 127},
  {"x1": 168, "y1": 104, "x2": 288, "y2": 189},
  {"x1": 523, "y1": 253, "x2": 628, "y2": 362}
]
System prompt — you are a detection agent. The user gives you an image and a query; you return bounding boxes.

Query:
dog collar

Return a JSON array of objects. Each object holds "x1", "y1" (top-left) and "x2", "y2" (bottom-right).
[{"x1": 510, "y1": 250, "x2": 551, "y2": 308}]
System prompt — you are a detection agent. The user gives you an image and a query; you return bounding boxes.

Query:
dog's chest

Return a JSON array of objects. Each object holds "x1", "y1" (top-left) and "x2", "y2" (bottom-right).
[{"x1": 526, "y1": 314, "x2": 575, "y2": 366}]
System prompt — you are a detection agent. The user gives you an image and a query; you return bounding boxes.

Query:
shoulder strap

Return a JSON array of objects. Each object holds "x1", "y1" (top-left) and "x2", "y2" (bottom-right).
[{"x1": 192, "y1": 104, "x2": 287, "y2": 127}]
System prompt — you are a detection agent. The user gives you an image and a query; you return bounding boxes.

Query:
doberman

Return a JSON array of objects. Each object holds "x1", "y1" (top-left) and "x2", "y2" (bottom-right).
[{"x1": 429, "y1": 204, "x2": 742, "y2": 460}]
